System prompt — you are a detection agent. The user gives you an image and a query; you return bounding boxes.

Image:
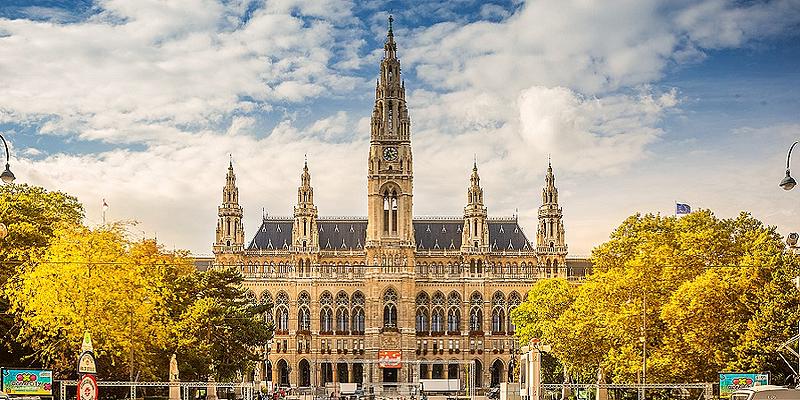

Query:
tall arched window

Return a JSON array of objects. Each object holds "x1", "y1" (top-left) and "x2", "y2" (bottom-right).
[
  {"x1": 260, "y1": 291, "x2": 273, "y2": 326},
  {"x1": 335, "y1": 291, "x2": 350, "y2": 333},
  {"x1": 352, "y1": 291, "x2": 365, "y2": 334},
  {"x1": 383, "y1": 288, "x2": 398, "y2": 328},
  {"x1": 448, "y1": 308, "x2": 460, "y2": 333},
  {"x1": 298, "y1": 292, "x2": 311, "y2": 331},
  {"x1": 431, "y1": 308, "x2": 444, "y2": 333},
  {"x1": 320, "y1": 291, "x2": 333, "y2": 333},
  {"x1": 382, "y1": 188, "x2": 399, "y2": 235},
  {"x1": 415, "y1": 292, "x2": 430, "y2": 333},
  {"x1": 508, "y1": 291, "x2": 522, "y2": 334},
  {"x1": 447, "y1": 291, "x2": 461, "y2": 333},
  {"x1": 492, "y1": 292, "x2": 506, "y2": 334},
  {"x1": 416, "y1": 308, "x2": 429, "y2": 332},
  {"x1": 275, "y1": 292, "x2": 289, "y2": 333},
  {"x1": 469, "y1": 292, "x2": 483, "y2": 333},
  {"x1": 431, "y1": 291, "x2": 445, "y2": 333}
]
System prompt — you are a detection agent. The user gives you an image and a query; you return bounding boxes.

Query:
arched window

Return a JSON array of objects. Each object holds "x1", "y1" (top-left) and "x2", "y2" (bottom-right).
[
  {"x1": 320, "y1": 291, "x2": 333, "y2": 333},
  {"x1": 383, "y1": 288, "x2": 398, "y2": 328},
  {"x1": 352, "y1": 291, "x2": 366, "y2": 334},
  {"x1": 320, "y1": 308, "x2": 333, "y2": 333},
  {"x1": 447, "y1": 308, "x2": 460, "y2": 333},
  {"x1": 275, "y1": 292, "x2": 289, "y2": 332},
  {"x1": 416, "y1": 308, "x2": 429, "y2": 332},
  {"x1": 336, "y1": 291, "x2": 350, "y2": 333},
  {"x1": 469, "y1": 292, "x2": 483, "y2": 333},
  {"x1": 508, "y1": 291, "x2": 522, "y2": 334},
  {"x1": 492, "y1": 292, "x2": 506, "y2": 334},
  {"x1": 298, "y1": 291, "x2": 310, "y2": 331},
  {"x1": 298, "y1": 307, "x2": 310, "y2": 331},
  {"x1": 260, "y1": 291, "x2": 273, "y2": 325},
  {"x1": 431, "y1": 308, "x2": 444, "y2": 333},
  {"x1": 383, "y1": 188, "x2": 399, "y2": 235},
  {"x1": 492, "y1": 308, "x2": 505, "y2": 333},
  {"x1": 336, "y1": 308, "x2": 349, "y2": 333}
]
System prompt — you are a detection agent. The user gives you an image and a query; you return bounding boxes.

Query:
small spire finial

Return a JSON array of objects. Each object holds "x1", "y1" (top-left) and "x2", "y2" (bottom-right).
[
  {"x1": 388, "y1": 14, "x2": 393, "y2": 34},
  {"x1": 229, "y1": 153, "x2": 233, "y2": 168},
  {"x1": 473, "y1": 154, "x2": 477, "y2": 169},
  {"x1": 304, "y1": 153, "x2": 307, "y2": 167}
]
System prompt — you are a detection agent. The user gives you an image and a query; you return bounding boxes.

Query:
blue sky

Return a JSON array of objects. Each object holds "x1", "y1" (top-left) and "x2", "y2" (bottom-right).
[{"x1": 1, "y1": 0, "x2": 799, "y2": 255}]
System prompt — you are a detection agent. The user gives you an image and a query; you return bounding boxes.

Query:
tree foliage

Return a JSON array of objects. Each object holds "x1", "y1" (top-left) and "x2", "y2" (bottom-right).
[
  {"x1": 512, "y1": 210, "x2": 800, "y2": 383},
  {"x1": 6, "y1": 223, "x2": 195, "y2": 379},
  {"x1": 170, "y1": 268, "x2": 272, "y2": 381},
  {"x1": 0, "y1": 184, "x2": 84, "y2": 366},
  {"x1": 5, "y1": 208, "x2": 271, "y2": 381}
]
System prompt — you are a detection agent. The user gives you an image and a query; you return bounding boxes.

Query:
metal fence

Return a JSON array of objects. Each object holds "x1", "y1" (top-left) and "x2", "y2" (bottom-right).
[
  {"x1": 539, "y1": 383, "x2": 713, "y2": 400},
  {"x1": 57, "y1": 381, "x2": 256, "y2": 400}
]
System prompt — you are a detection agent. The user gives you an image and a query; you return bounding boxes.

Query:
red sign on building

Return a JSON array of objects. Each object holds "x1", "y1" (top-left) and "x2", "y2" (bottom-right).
[{"x1": 379, "y1": 350, "x2": 402, "y2": 368}]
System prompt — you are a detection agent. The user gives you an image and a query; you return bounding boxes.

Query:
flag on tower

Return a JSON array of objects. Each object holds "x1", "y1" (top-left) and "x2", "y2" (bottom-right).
[
  {"x1": 102, "y1": 199, "x2": 109, "y2": 212},
  {"x1": 676, "y1": 203, "x2": 691, "y2": 215}
]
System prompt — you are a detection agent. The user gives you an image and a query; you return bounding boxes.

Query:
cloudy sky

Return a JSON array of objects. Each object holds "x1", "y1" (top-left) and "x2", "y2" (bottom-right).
[{"x1": 1, "y1": 0, "x2": 799, "y2": 256}]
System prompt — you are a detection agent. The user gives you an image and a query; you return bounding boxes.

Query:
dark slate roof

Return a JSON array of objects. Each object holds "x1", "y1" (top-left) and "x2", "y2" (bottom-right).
[
  {"x1": 247, "y1": 218, "x2": 533, "y2": 252},
  {"x1": 248, "y1": 220, "x2": 293, "y2": 250}
]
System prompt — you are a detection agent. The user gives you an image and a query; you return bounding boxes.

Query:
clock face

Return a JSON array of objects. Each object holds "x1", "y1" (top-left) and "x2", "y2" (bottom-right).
[{"x1": 383, "y1": 146, "x2": 399, "y2": 161}]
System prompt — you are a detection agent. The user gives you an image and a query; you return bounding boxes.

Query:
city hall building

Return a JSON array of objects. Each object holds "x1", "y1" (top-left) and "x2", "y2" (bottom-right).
[{"x1": 211, "y1": 20, "x2": 582, "y2": 390}]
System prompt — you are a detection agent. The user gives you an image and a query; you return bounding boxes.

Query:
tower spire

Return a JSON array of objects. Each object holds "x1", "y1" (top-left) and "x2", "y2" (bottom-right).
[
  {"x1": 537, "y1": 160, "x2": 567, "y2": 276},
  {"x1": 462, "y1": 162, "x2": 488, "y2": 253},
  {"x1": 293, "y1": 159, "x2": 318, "y2": 251},
  {"x1": 215, "y1": 160, "x2": 245, "y2": 255}
]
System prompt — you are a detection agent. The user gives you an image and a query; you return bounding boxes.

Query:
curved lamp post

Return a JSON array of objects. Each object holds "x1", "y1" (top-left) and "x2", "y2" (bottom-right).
[
  {"x1": 0, "y1": 134, "x2": 14, "y2": 184},
  {"x1": 781, "y1": 141, "x2": 798, "y2": 190},
  {"x1": 0, "y1": 133, "x2": 13, "y2": 240},
  {"x1": 779, "y1": 141, "x2": 800, "y2": 383}
]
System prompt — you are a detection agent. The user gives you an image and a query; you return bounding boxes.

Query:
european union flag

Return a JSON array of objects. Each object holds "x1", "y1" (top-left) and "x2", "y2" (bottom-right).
[{"x1": 676, "y1": 203, "x2": 691, "y2": 215}]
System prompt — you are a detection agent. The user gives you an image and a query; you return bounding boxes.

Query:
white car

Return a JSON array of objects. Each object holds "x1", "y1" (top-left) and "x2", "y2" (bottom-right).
[{"x1": 731, "y1": 385, "x2": 800, "y2": 400}]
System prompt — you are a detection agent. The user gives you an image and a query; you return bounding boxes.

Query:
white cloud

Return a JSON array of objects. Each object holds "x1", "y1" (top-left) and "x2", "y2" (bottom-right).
[{"x1": 2, "y1": 0, "x2": 798, "y2": 256}]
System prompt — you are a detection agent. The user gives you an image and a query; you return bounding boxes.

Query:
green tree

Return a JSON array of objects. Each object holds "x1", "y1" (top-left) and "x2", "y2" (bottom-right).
[
  {"x1": 171, "y1": 268, "x2": 272, "y2": 381},
  {"x1": 0, "y1": 184, "x2": 84, "y2": 366}
]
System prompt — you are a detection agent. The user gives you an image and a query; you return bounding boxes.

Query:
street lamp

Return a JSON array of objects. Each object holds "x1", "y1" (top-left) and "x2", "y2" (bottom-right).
[
  {"x1": 780, "y1": 141, "x2": 798, "y2": 190},
  {"x1": 0, "y1": 134, "x2": 15, "y2": 184}
]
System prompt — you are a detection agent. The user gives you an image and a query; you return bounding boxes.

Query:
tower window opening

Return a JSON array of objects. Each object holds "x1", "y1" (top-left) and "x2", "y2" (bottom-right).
[
  {"x1": 383, "y1": 194, "x2": 390, "y2": 233},
  {"x1": 226, "y1": 219, "x2": 230, "y2": 235},
  {"x1": 391, "y1": 191, "x2": 398, "y2": 234},
  {"x1": 388, "y1": 103, "x2": 393, "y2": 133}
]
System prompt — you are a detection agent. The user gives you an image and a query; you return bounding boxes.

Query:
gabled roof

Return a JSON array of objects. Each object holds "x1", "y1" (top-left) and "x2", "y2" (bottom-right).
[{"x1": 247, "y1": 217, "x2": 532, "y2": 252}]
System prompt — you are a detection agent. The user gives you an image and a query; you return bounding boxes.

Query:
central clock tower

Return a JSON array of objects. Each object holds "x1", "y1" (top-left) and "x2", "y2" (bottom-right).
[{"x1": 366, "y1": 16, "x2": 415, "y2": 255}]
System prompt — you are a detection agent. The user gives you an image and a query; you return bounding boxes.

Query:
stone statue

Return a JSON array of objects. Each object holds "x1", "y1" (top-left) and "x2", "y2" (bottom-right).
[
  {"x1": 169, "y1": 354, "x2": 180, "y2": 400},
  {"x1": 170, "y1": 354, "x2": 179, "y2": 381}
]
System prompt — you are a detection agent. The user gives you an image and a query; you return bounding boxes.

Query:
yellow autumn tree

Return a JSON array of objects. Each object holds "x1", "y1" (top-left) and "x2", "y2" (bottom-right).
[{"x1": 6, "y1": 223, "x2": 194, "y2": 379}]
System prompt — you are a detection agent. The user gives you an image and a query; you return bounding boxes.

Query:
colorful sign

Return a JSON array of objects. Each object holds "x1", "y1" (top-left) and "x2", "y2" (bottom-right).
[
  {"x1": 78, "y1": 351, "x2": 97, "y2": 374},
  {"x1": 719, "y1": 373, "x2": 769, "y2": 398},
  {"x1": 379, "y1": 350, "x2": 402, "y2": 368},
  {"x1": 77, "y1": 374, "x2": 98, "y2": 400},
  {"x1": 0, "y1": 368, "x2": 53, "y2": 396}
]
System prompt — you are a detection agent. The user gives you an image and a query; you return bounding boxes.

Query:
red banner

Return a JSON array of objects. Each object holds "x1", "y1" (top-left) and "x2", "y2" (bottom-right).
[{"x1": 379, "y1": 350, "x2": 402, "y2": 368}]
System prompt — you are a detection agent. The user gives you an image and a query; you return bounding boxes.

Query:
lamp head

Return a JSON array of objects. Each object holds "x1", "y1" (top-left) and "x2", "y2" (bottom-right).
[
  {"x1": 781, "y1": 169, "x2": 796, "y2": 191},
  {"x1": 788, "y1": 232, "x2": 799, "y2": 247},
  {"x1": 0, "y1": 163, "x2": 13, "y2": 184}
]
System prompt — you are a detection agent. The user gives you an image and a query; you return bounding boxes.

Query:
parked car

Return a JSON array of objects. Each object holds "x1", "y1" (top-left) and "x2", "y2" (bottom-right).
[{"x1": 731, "y1": 385, "x2": 800, "y2": 400}]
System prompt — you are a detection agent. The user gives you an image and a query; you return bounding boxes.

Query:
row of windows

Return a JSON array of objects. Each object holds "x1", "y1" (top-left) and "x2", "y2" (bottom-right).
[
  {"x1": 257, "y1": 289, "x2": 524, "y2": 334},
  {"x1": 239, "y1": 261, "x2": 548, "y2": 275}
]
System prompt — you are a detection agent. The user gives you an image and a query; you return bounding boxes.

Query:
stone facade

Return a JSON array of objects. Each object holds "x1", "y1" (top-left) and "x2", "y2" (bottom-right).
[{"x1": 212, "y1": 19, "x2": 571, "y2": 390}]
